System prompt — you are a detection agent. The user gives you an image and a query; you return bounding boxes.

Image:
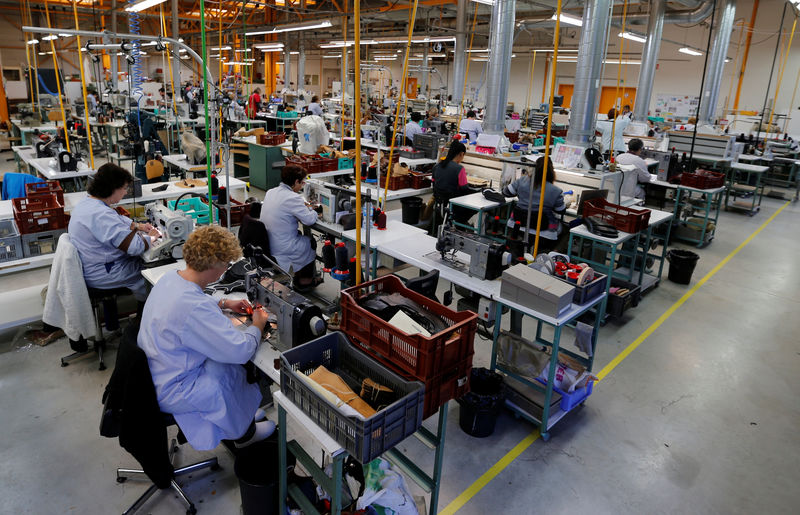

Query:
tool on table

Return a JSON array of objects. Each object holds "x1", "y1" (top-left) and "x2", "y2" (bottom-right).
[
  {"x1": 435, "y1": 224, "x2": 512, "y2": 280},
  {"x1": 57, "y1": 150, "x2": 79, "y2": 172},
  {"x1": 141, "y1": 202, "x2": 195, "y2": 263}
]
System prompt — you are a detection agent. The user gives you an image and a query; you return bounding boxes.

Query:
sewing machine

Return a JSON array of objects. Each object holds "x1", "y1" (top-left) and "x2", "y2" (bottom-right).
[
  {"x1": 244, "y1": 267, "x2": 326, "y2": 349},
  {"x1": 435, "y1": 225, "x2": 511, "y2": 280},
  {"x1": 304, "y1": 181, "x2": 337, "y2": 223},
  {"x1": 141, "y1": 203, "x2": 195, "y2": 263},
  {"x1": 57, "y1": 150, "x2": 79, "y2": 172}
]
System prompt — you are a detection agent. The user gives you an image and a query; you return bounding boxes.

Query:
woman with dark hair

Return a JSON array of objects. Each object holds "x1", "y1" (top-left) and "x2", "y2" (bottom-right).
[
  {"x1": 502, "y1": 156, "x2": 566, "y2": 251},
  {"x1": 69, "y1": 163, "x2": 160, "y2": 300},
  {"x1": 432, "y1": 141, "x2": 473, "y2": 224},
  {"x1": 259, "y1": 165, "x2": 320, "y2": 288},
  {"x1": 404, "y1": 111, "x2": 424, "y2": 146}
]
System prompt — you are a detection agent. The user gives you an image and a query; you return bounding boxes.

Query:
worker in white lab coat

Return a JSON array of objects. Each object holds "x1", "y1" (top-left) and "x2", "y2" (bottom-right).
[
  {"x1": 596, "y1": 108, "x2": 631, "y2": 155},
  {"x1": 458, "y1": 110, "x2": 483, "y2": 143},
  {"x1": 138, "y1": 225, "x2": 274, "y2": 451},
  {"x1": 260, "y1": 165, "x2": 320, "y2": 288}
]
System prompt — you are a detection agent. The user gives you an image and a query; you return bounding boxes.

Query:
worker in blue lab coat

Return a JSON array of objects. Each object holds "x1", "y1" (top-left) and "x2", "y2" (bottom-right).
[
  {"x1": 260, "y1": 165, "x2": 320, "y2": 288},
  {"x1": 138, "y1": 225, "x2": 275, "y2": 451},
  {"x1": 68, "y1": 163, "x2": 160, "y2": 301}
]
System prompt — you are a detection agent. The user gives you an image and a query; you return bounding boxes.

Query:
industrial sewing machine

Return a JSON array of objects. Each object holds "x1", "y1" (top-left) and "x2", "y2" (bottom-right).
[
  {"x1": 242, "y1": 259, "x2": 326, "y2": 349},
  {"x1": 435, "y1": 225, "x2": 511, "y2": 280},
  {"x1": 141, "y1": 202, "x2": 195, "y2": 263}
]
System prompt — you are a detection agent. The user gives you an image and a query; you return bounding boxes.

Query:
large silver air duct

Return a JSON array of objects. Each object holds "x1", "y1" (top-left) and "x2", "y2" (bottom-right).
[
  {"x1": 699, "y1": 0, "x2": 737, "y2": 124},
  {"x1": 452, "y1": 0, "x2": 467, "y2": 104},
  {"x1": 284, "y1": 39, "x2": 292, "y2": 90},
  {"x1": 633, "y1": 0, "x2": 666, "y2": 120},
  {"x1": 566, "y1": 0, "x2": 612, "y2": 146},
  {"x1": 483, "y1": 0, "x2": 516, "y2": 134}
]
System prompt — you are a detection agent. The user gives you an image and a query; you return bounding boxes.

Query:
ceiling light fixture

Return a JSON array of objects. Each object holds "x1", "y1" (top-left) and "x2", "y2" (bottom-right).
[
  {"x1": 210, "y1": 46, "x2": 232, "y2": 51},
  {"x1": 42, "y1": 35, "x2": 58, "y2": 41},
  {"x1": 471, "y1": 0, "x2": 495, "y2": 5},
  {"x1": 27, "y1": 39, "x2": 38, "y2": 45},
  {"x1": 245, "y1": 19, "x2": 332, "y2": 36},
  {"x1": 223, "y1": 61, "x2": 252, "y2": 66},
  {"x1": 124, "y1": 0, "x2": 168, "y2": 13},
  {"x1": 552, "y1": 13, "x2": 583, "y2": 27},
  {"x1": 235, "y1": 49, "x2": 252, "y2": 53},
  {"x1": 618, "y1": 31, "x2": 646, "y2": 43},
  {"x1": 679, "y1": 47, "x2": 702, "y2": 56},
  {"x1": 322, "y1": 54, "x2": 341, "y2": 59}
]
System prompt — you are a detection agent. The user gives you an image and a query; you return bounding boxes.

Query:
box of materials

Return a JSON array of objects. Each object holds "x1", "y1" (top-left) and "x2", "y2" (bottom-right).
[
  {"x1": 12, "y1": 194, "x2": 67, "y2": 234},
  {"x1": 25, "y1": 180, "x2": 64, "y2": 205},
  {"x1": 21, "y1": 228, "x2": 66, "y2": 257},
  {"x1": 340, "y1": 274, "x2": 477, "y2": 418},
  {"x1": 280, "y1": 332, "x2": 424, "y2": 463},
  {"x1": 0, "y1": 219, "x2": 22, "y2": 263},
  {"x1": 500, "y1": 264, "x2": 575, "y2": 317}
]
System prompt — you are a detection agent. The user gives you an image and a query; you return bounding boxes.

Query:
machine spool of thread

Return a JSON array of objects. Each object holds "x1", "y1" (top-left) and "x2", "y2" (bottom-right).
[
  {"x1": 334, "y1": 242, "x2": 349, "y2": 273},
  {"x1": 218, "y1": 186, "x2": 228, "y2": 204},
  {"x1": 210, "y1": 174, "x2": 219, "y2": 195},
  {"x1": 322, "y1": 240, "x2": 336, "y2": 272},
  {"x1": 376, "y1": 210, "x2": 387, "y2": 230},
  {"x1": 490, "y1": 215, "x2": 501, "y2": 234},
  {"x1": 511, "y1": 220, "x2": 522, "y2": 240}
]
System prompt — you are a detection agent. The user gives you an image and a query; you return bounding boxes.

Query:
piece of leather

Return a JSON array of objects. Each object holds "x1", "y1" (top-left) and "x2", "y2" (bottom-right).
[{"x1": 308, "y1": 365, "x2": 376, "y2": 419}]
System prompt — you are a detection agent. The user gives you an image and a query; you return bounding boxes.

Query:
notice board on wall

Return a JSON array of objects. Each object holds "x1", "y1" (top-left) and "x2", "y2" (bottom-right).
[{"x1": 654, "y1": 94, "x2": 700, "y2": 120}]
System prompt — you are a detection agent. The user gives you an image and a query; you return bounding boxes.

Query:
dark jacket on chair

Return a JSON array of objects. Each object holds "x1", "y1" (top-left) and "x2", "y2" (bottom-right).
[{"x1": 101, "y1": 322, "x2": 174, "y2": 489}]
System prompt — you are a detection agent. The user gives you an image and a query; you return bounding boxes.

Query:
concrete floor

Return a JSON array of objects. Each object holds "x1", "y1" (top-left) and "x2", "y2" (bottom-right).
[{"x1": 1, "y1": 145, "x2": 799, "y2": 514}]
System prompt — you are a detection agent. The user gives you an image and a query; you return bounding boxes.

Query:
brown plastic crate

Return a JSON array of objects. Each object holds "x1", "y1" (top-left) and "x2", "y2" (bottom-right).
[
  {"x1": 340, "y1": 275, "x2": 477, "y2": 383},
  {"x1": 680, "y1": 169, "x2": 725, "y2": 189},
  {"x1": 26, "y1": 181, "x2": 64, "y2": 205},
  {"x1": 317, "y1": 156, "x2": 338, "y2": 172},
  {"x1": 408, "y1": 172, "x2": 431, "y2": 189},
  {"x1": 379, "y1": 174, "x2": 410, "y2": 190},
  {"x1": 114, "y1": 206, "x2": 131, "y2": 218},
  {"x1": 12, "y1": 194, "x2": 67, "y2": 234},
  {"x1": 258, "y1": 132, "x2": 286, "y2": 146},
  {"x1": 216, "y1": 198, "x2": 248, "y2": 226},
  {"x1": 582, "y1": 198, "x2": 651, "y2": 233}
]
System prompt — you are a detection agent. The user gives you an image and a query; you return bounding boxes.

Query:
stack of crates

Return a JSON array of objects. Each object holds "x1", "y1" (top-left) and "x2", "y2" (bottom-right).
[
  {"x1": 0, "y1": 219, "x2": 22, "y2": 263},
  {"x1": 14, "y1": 184, "x2": 68, "y2": 258},
  {"x1": 413, "y1": 134, "x2": 440, "y2": 161}
]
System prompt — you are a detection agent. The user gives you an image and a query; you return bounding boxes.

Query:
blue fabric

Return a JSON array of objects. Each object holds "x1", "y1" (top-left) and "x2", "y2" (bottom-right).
[
  {"x1": 138, "y1": 270, "x2": 262, "y2": 451},
  {"x1": 1, "y1": 173, "x2": 44, "y2": 201}
]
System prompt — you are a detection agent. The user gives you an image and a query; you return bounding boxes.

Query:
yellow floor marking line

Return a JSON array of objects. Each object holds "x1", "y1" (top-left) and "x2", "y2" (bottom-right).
[{"x1": 439, "y1": 200, "x2": 790, "y2": 514}]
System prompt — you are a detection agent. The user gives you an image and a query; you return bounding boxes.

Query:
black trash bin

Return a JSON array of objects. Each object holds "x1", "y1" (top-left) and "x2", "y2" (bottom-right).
[
  {"x1": 667, "y1": 249, "x2": 700, "y2": 285},
  {"x1": 401, "y1": 196, "x2": 423, "y2": 225},
  {"x1": 234, "y1": 434, "x2": 295, "y2": 515},
  {"x1": 457, "y1": 368, "x2": 505, "y2": 438}
]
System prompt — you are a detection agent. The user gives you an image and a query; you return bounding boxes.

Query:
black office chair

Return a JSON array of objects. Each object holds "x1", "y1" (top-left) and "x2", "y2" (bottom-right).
[
  {"x1": 401, "y1": 269, "x2": 440, "y2": 302},
  {"x1": 101, "y1": 321, "x2": 219, "y2": 515}
]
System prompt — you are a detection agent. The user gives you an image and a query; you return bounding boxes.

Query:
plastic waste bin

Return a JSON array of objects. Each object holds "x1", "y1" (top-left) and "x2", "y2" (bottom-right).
[
  {"x1": 457, "y1": 368, "x2": 505, "y2": 438},
  {"x1": 666, "y1": 249, "x2": 700, "y2": 285},
  {"x1": 234, "y1": 435, "x2": 295, "y2": 515},
  {"x1": 400, "y1": 196, "x2": 423, "y2": 225}
]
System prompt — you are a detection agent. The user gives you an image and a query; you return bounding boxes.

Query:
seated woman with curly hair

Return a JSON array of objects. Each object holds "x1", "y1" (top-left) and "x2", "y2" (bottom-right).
[{"x1": 138, "y1": 225, "x2": 275, "y2": 451}]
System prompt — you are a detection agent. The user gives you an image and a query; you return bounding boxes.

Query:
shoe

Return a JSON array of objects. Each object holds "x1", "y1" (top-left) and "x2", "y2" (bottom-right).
[{"x1": 27, "y1": 329, "x2": 65, "y2": 347}]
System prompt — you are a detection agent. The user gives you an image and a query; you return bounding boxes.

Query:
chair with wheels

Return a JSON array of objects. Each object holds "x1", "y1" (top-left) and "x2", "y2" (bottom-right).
[
  {"x1": 400, "y1": 269, "x2": 440, "y2": 302},
  {"x1": 101, "y1": 321, "x2": 220, "y2": 515}
]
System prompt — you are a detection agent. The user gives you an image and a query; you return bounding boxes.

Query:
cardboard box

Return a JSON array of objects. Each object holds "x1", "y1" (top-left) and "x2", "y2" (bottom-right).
[{"x1": 500, "y1": 264, "x2": 575, "y2": 318}]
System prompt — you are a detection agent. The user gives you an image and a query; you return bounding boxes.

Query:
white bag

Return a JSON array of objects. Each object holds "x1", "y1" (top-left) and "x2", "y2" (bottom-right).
[{"x1": 296, "y1": 115, "x2": 330, "y2": 155}]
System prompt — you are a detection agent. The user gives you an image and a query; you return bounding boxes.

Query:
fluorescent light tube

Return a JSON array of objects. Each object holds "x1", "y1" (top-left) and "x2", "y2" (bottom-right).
[
  {"x1": 259, "y1": 47, "x2": 283, "y2": 52},
  {"x1": 679, "y1": 47, "x2": 702, "y2": 56},
  {"x1": 552, "y1": 13, "x2": 583, "y2": 27},
  {"x1": 322, "y1": 54, "x2": 341, "y2": 59},
  {"x1": 235, "y1": 49, "x2": 252, "y2": 53},
  {"x1": 210, "y1": 46, "x2": 232, "y2": 51},
  {"x1": 290, "y1": 51, "x2": 299, "y2": 55},
  {"x1": 58, "y1": 33, "x2": 72, "y2": 37},
  {"x1": 471, "y1": 0, "x2": 495, "y2": 4},
  {"x1": 27, "y1": 39, "x2": 39, "y2": 45},
  {"x1": 618, "y1": 32, "x2": 646, "y2": 43},
  {"x1": 223, "y1": 62, "x2": 252, "y2": 66},
  {"x1": 42, "y1": 35, "x2": 58, "y2": 41},
  {"x1": 124, "y1": 0, "x2": 167, "y2": 13},
  {"x1": 245, "y1": 19, "x2": 332, "y2": 36}
]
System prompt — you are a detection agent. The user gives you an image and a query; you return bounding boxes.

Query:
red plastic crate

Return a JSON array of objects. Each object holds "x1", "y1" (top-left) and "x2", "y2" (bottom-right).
[
  {"x1": 215, "y1": 198, "x2": 248, "y2": 227},
  {"x1": 341, "y1": 273, "x2": 475, "y2": 382},
  {"x1": 582, "y1": 198, "x2": 651, "y2": 233},
  {"x1": 416, "y1": 356, "x2": 472, "y2": 419},
  {"x1": 12, "y1": 194, "x2": 67, "y2": 234},
  {"x1": 379, "y1": 174, "x2": 410, "y2": 190},
  {"x1": 258, "y1": 132, "x2": 286, "y2": 146},
  {"x1": 26, "y1": 181, "x2": 64, "y2": 205},
  {"x1": 680, "y1": 169, "x2": 725, "y2": 189},
  {"x1": 408, "y1": 172, "x2": 432, "y2": 189}
]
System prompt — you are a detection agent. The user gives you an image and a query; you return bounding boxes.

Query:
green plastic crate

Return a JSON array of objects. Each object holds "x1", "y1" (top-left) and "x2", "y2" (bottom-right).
[{"x1": 168, "y1": 197, "x2": 217, "y2": 225}]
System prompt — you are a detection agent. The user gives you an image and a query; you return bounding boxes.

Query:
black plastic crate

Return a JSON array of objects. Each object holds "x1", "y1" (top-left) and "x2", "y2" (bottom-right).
[
  {"x1": 606, "y1": 277, "x2": 641, "y2": 318},
  {"x1": 280, "y1": 332, "x2": 425, "y2": 464},
  {"x1": 553, "y1": 271, "x2": 607, "y2": 304},
  {"x1": 0, "y1": 219, "x2": 22, "y2": 263}
]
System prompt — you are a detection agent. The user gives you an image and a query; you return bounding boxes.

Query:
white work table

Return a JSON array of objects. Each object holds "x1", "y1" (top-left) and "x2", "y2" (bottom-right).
[
  {"x1": 648, "y1": 176, "x2": 727, "y2": 195},
  {"x1": 341, "y1": 217, "x2": 427, "y2": 248},
  {"x1": 569, "y1": 223, "x2": 636, "y2": 246},
  {"x1": 29, "y1": 157, "x2": 95, "y2": 180},
  {"x1": 399, "y1": 156, "x2": 437, "y2": 167},
  {"x1": 737, "y1": 154, "x2": 773, "y2": 163},
  {"x1": 690, "y1": 153, "x2": 731, "y2": 165},
  {"x1": 647, "y1": 208, "x2": 675, "y2": 227},
  {"x1": 162, "y1": 154, "x2": 222, "y2": 174},
  {"x1": 730, "y1": 162, "x2": 769, "y2": 174},
  {"x1": 450, "y1": 191, "x2": 509, "y2": 211}
]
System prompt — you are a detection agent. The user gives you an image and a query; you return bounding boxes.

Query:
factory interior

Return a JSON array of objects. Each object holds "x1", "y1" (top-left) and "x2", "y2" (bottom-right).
[{"x1": 0, "y1": 0, "x2": 798, "y2": 514}]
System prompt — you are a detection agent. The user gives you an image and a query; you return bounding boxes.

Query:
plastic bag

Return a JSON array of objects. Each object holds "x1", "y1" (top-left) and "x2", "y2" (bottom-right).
[
  {"x1": 356, "y1": 458, "x2": 418, "y2": 515},
  {"x1": 296, "y1": 115, "x2": 330, "y2": 155}
]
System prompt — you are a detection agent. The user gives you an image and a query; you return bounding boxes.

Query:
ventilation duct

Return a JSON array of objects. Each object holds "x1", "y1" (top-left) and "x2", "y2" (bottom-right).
[
  {"x1": 483, "y1": 0, "x2": 517, "y2": 134},
  {"x1": 699, "y1": 0, "x2": 737, "y2": 124},
  {"x1": 633, "y1": 0, "x2": 665, "y2": 120},
  {"x1": 452, "y1": 0, "x2": 468, "y2": 104}
]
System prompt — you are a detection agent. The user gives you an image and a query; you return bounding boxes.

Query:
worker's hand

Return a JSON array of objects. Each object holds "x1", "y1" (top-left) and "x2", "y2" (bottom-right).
[
  {"x1": 251, "y1": 306, "x2": 269, "y2": 332},
  {"x1": 138, "y1": 222, "x2": 154, "y2": 232},
  {"x1": 147, "y1": 227, "x2": 161, "y2": 239},
  {"x1": 227, "y1": 298, "x2": 253, "y2": 315}
]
